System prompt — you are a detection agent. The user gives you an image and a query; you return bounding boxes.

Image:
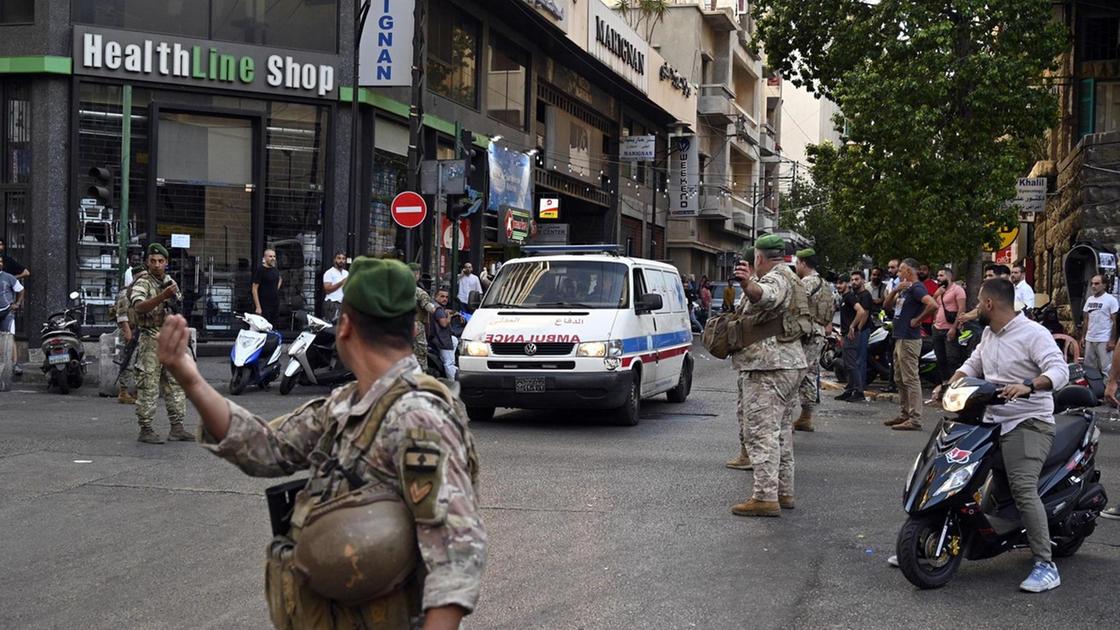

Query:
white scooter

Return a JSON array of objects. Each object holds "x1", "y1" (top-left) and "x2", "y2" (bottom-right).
[
  {"x1": 279, "y1": 313, "x2": 352, "y2": 395},
  {"x1": 229, "y1": 313, "x2": 283, "y2": 395}
]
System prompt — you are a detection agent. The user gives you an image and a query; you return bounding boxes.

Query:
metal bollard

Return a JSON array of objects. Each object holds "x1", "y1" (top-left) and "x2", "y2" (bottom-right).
[{"x1": 0, "y1": 332, "x2": 13, "y2": 392}]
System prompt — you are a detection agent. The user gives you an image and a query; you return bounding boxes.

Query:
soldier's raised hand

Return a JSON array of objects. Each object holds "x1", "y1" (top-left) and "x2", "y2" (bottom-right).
[{"x1": 157, "y1": 315, "x2": 198, "y2": 384}]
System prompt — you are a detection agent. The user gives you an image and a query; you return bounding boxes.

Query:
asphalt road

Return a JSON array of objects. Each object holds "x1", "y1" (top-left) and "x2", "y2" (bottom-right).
[{"x1": 1, "y1": 345, "x2": 1117, "y2": 629}]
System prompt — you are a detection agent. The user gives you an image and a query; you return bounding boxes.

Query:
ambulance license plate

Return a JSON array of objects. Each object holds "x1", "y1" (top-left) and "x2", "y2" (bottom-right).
[{"x1": 515, "y1": 377, "x2": 546, "y2": 393}]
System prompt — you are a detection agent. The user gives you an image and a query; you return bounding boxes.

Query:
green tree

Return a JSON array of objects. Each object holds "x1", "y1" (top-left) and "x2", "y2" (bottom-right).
[
  {"x1": 614, "y1": 0, "x2": 668, "y2": 42},
  {"x1": 778, "y1": 167, "x2": 862, "y2": 275},
  {"x1": 752, "y1": 0, "x2": 1066, "y2": 298}
]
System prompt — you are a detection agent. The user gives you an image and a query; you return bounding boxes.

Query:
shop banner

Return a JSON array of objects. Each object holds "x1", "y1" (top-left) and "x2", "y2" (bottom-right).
[
  {"x1": 534, "y1": 223, "x2": 569, "y2": 244},
  {"x1": 487, "y1": 145, "x2": 534, "y2": 213},
  {"x1": 74, "y1": 26, "x2": 337, "y2": 98},
  {"x1": 359, "y1": 0, "x2": 415, "y2": 87},
  {"x1": 587, "y1": 0, "x2": 649, "y2": 93},
  {"x1": 620, "y1": 135, "x2": 655, "y2": 161},
  {"x1": 500, "y1": 207, "x2": 534, "y2": 245},
  {"x1": 670, "y1": 135, "x2": 700, "y2": 217}
]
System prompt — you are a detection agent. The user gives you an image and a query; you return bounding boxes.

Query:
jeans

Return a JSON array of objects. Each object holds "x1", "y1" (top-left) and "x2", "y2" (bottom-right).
[
  {"x1": 931, "y1": 327, "x2": 963, "y2": 386},
  {"x1": 438, "y1": 348, "x2": 457, "y2": 379},
  {"x1": 843, "y1": 328, "x2": 871, "y2": 395},
  {"x1": 1000, "y1": 418, "x2": 1055, "y2": 563}
]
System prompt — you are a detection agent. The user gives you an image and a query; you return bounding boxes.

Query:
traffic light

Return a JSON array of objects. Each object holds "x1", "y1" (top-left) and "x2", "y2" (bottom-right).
[
  {"x1": 88, "y1": 166, "x2": 114, "y2": 207},
  {"x1": 460, "y1": 128, "x2": 478, "y2": 177}
]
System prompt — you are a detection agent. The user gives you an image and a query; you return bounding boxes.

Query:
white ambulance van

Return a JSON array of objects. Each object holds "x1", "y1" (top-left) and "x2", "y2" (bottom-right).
[{"x1": 457, "y1": 245, "x2": 693, "y2": 425}]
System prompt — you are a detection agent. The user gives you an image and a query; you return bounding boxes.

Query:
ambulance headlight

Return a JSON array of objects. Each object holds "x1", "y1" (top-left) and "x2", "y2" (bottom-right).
[
  {"x1": 577, "y1": 340, "x2": 622, "y2": 358},
  {"x1": 462, "y1": 340, "x2": 490, "y2": 357}
]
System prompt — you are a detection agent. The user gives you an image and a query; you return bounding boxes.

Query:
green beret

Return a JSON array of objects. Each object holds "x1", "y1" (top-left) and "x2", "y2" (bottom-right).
[
  {"x1": 343, "y1": 257, "x2": 415, "y2": 318},
  {"x1": 756, "y1": 234, "x2": 785, "y2": 251},
  {"x1": 796, "y1": 247, "x2": 816, "y2": 259},
  {"x1": 407, "y1": 262, "x2": 421, "y2": 271},
  {"x1": 147, "y1": 243, "x2": 169, "y2": 258}
]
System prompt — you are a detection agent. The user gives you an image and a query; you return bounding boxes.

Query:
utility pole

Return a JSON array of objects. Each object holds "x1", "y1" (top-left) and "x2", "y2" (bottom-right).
[
  {"x1": 405, "y1": 0, "x2": 427, "y2": 264},
  {"x1": 117, "y1": 85, "x2": 132, "y2": 287}
]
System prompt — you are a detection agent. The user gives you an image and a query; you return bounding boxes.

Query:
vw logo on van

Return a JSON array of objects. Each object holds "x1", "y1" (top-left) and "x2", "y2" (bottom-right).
[{"x1": 524, "y1": 343, "x2": 538, "y2": 356}]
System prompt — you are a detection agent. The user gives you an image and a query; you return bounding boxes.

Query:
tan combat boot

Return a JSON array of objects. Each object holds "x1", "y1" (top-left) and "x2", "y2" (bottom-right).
[
  {"x1": 731, "y1": 498, "x2": 781, "y2": 517},
  {"x1": 779, "y1": 495, "x2": 795, "y2": 510},
  {"x1": 118, "y1": 385, "x2": 136, "y2": 405},
  {"x1": 724, "y1": 445, "x2": 753, "y2": 470},
  {"x1": 138, "y1": 426, "x2": 165, "y2": 444},
  {"x1": 793, "y1": 408, "x2": 814, "y2": 432},
  {"x1": 167, "y1": 424, "x2": 197, "y2": 442}
]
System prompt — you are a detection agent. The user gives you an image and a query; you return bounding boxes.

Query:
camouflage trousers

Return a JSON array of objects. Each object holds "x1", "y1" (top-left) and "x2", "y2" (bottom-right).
[
  {"x1": 737, "y1": 369, "x2": 801, "y2": 501},
  {"x1": 116, "y1": 330, "x2": 136, "y2": 392},
  {"x1": 798, "y1": 336, "x2": 825, "y2": 410},
  {"x1": 135, "y1": 333, "x2": 186, "y2": 428},
  {"x1": 413, "y1": 322, "x2": 428, "y2": 370}
]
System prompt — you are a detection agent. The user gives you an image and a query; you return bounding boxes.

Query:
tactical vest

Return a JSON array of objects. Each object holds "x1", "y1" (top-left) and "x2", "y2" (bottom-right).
[
  {"x1": 773, "y1": 265, "x2": 814, "y2": 342},
  {"x1": 806, "y1": 275, "x2": 835, "y2": 328},
  {"x1": 701, "y1": 266, "x2": 805, "y2": 359},
  {"x1": 265, "y1": 373, "x2": 480, "y2": 630}
]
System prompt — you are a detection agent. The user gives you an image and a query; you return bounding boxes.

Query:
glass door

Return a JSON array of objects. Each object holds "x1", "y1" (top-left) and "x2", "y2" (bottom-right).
[{"x1": 155, "y1": 112, "x2": 255, "y2": 336}]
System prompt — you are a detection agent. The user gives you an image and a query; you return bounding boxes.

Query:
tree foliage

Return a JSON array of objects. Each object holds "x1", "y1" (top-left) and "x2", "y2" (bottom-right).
[
  {"x1": 614, "y1": 0, "x2": 668, "y2": 42},
  {"x1": 752, "y1": 0, "x2": 1066, "y2": 267},
  {"x1": 778, "y1": 168, "x2": 862, "y2": 275}
]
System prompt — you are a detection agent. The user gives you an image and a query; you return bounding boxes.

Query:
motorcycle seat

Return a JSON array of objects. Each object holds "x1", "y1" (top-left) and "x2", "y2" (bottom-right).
[{"x1": 1043, "y1": 414, "x2": 1089, "y2": 470}]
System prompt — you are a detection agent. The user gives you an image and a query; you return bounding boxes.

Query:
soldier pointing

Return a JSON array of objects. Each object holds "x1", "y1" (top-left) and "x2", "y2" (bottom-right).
[{"x1": 156, "y1": 257, "x2": 486, "y2": 629}]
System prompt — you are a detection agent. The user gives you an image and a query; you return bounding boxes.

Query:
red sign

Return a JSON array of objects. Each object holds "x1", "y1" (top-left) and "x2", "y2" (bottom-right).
[
  {"x1": 390, "y1": 191, "x2": 427, "y2": 229},
  {"x1": 994, "y1": 246, "x2": 1013, "y2": 265},
  {"x1": 441, "y1": 217, "x2": 470, "y2": 250}
]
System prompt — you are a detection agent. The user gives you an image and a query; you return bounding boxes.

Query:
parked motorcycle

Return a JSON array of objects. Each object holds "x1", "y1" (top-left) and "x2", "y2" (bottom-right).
[
  {"x1": 279, "y1": 313, "x2": 352, "y2": 395},
  {"x1": 229, "y1": 313, "x2": 283, "y2": 395},
  {"x1": 39, "y1": 291, "x2": 87, "y2": 394},
  {"x1": 895, "y1": 377, "x2": 1107, "y2": 589},
  {"x1": 1068, "y1": 361, "x2": 1106, "y2": 400}
]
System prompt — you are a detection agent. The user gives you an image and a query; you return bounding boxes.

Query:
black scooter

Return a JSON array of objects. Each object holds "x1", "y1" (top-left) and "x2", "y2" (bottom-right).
[
  {"x1": 39, "y1": 291, "x2": 87, "y2": 394},
  {"x1": 896, "y1": 378, "x2": 1107, "y2": 589}
]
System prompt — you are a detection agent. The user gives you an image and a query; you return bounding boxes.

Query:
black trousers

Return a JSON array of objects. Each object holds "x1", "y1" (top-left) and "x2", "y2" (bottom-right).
[{"x1": 931, "y1": 327, "x2": 963, "y2": 386}]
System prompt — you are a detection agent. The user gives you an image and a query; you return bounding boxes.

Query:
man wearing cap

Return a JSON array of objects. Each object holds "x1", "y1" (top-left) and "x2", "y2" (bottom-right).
[
  {"x1": 129, "y1": 243, "x2": 194, "y2": 444},
  {"x1": 156, "y1": 257, "x2": 486, "y2": 628},
  {"x1": 728, "y1": 235, "x2": 807, "y2": 517},
  {"x1": 793, "y1": 248, "x2": 834, "y2": 432},
  {"x1": 411, "y1": 263, "x2": 438, "y2": 371}
]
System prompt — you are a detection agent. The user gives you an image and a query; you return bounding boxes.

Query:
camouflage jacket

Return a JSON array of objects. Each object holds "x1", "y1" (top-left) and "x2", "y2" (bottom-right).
[
  {"x1": 731, "y1": 265, "x2": 808, "y2": 372},
  {"x1": 128, "y1": 271, "x2": 175, "y2": 334},
  {"x1": 200, "y1": 355, "x2": 486, "y2": 614},
  {"x1": 800, "y1": 271, "x2": 828, "y2": 339},
  {"x1": 415, "y1": 286, "x2": 436, "y2": 332}
]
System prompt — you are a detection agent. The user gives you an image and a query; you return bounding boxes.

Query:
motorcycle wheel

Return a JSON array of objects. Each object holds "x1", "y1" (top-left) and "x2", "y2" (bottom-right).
[
  {"x1": 68, "y1": 371, "x2": 84, "y2": 389},
  {"x1": 229, "y1": 367, "x2": 250, "y2": 395},
  {"x1": 1052, "y1": 534, "x2": 1087, "y2": 558},
  {"x1": 466, "y1": 406, "x2": 495, "y2": 423},
  {"x1": 896, "y1": 514, "x2": 963, "y2": 589},
  {"x1": 279, "y1": 373, "x2": 297, "y2": 396},
  {"x1": 56, "y1": 372, "x2": 70, "y2": 395},
  {"x1": 819, "y1": 348, "x2": 835, "y2": 371}
]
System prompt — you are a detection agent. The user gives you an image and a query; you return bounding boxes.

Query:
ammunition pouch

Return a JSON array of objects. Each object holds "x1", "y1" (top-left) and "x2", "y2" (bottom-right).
[{"x1": 702, "y1": 312, "x2": 783, "y2": 359}]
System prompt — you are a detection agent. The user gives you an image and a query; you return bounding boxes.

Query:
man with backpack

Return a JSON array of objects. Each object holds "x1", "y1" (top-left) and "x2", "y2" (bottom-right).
[
  {"x1": 793, "y1": 248, "x2": 835, "y2": 432},
  {"x1": 721, "y1": 235, "x2": 809, "y2": 518}
]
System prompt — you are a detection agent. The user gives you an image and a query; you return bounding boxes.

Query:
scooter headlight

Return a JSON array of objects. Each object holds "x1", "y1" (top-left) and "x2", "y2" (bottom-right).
[
  {"x1": 934, "y1": 462, "x2": 979, "y2": 497},
  {"x1": 942, "y1": 385, "x2": 979, "y2": 413},
  {"x1": 462, "y1": 340, "x2": 490, "y2": 357}
]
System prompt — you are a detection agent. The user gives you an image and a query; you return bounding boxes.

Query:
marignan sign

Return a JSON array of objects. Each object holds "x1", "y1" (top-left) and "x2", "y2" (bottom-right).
[
  {"x1": 74, "y1": 27, "x2": 337, "y2": 98},
  {"x1": 359, "y1": 0, "x2": 415, "y2": 87}
]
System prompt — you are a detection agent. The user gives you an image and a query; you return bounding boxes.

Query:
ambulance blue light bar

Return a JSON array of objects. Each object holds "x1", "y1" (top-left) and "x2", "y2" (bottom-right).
[{"x1": 521, "y1": 245, "x2": 621, "y2": 256}]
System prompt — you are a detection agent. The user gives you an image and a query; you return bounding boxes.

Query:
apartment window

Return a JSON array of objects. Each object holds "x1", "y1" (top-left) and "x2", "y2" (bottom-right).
[
  {"x1": 487, "y1": 35, "x2": 528, "y2": 129},
  {"x1": 73, "y1": 0, "x2": 208, "y2": 37},
  {"x1": 428, "y1": 0, "x2": 480, "y2": 108},
  {"x1": 0, "y1": 0, "x2": 33, "y2": 23},
  {"x1": 1083, "y1": 17, "x2": 1120, "y2": 62},
  {"x1": 1095, "y1": 81, "x2": 1120, "y2": 134}
]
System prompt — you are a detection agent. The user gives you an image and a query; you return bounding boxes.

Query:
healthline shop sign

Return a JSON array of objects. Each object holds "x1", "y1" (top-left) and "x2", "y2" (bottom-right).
[{"x1": 74, "y1": 26, "x2": 338, "y2": 98}]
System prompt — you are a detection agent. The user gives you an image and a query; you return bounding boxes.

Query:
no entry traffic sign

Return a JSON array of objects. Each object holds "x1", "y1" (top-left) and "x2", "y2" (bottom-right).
[{"x1": 391, "y1": 191, "x2": 427, "y2": 229}]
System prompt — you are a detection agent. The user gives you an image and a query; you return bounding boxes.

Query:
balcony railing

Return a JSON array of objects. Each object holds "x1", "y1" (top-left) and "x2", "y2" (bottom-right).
[{"x1": 699, "y1": 84, "x2": 736, "y2": 124}]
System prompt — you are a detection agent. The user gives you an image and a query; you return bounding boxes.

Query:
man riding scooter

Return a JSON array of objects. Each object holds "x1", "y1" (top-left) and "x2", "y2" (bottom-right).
[{"x1": 889, "y1": 278, "x2": 1069, "y2": 592}]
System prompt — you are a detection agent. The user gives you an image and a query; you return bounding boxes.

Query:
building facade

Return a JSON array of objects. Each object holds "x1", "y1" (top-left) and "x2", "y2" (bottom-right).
[
  {"x1": 653, "y1": 1, "x2": 780, "y2": 281},
  {"x1": 0, "y1": 0, "x2": 693, "y2": 343},
  {"x1": 1030, "y1": 0, "x2": 1120, "y2": 327}
]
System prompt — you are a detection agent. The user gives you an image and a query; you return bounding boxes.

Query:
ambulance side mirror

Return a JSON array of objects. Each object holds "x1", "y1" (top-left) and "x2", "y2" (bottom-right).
[
  {"x1": 468, "y1": 290, "x2": 482, "y2": 310},
  {"x1": 636, "y1": 292, "x2": 662, "y2": 314}
]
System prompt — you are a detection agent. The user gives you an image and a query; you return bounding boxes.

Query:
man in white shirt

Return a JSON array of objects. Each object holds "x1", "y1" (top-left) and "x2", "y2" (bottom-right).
[
  {"x1": 1011, "y1": 264, "x2": 1035, "y2": 310},
  {"x1": 1079, "y1": 274, "x2": 1118, "y2": 376},
  {"x1": 956, "y1": 278, "x2": 1069, "y2": 592},
  {"x1": 456, "y1": 262, "x2": 482, "y2": 311},
  {"x1": 321, "y1": 251, "x2": 348, "y2": 323}
]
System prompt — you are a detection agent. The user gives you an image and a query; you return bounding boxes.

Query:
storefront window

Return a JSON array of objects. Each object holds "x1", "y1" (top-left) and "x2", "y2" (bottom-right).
[
  {"x1": 0, "y1": 0, "x2": 34, "y2": 23},
  {"x1": 2, "y1": 80, "x2": 31, "y2": 315},
  {"x1": 73, "y1": 0, "x2": 338, "y2": 52},
  {"x1": 264, "y1": 102, "x2": 330, "y2": 329},
  {"x1": 487, "y1": 35, "x2": 528, "y2": 129},
  {"x1": 369, "y1": 151, "x2": 407, "y2": 257},
  {"x1": 1095, "y1": 81, "x2": 1120, "y2": 134},
  {"x1": 428, "y1": 0, "x2": 479, "y2": 108}
]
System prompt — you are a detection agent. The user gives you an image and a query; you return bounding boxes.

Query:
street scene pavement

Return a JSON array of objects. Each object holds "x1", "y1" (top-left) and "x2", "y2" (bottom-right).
[{"x1": 1, "y1": 343, "x2": 1118, "y2": 629}]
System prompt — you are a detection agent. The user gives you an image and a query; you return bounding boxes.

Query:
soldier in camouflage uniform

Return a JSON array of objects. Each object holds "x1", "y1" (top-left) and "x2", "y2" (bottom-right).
[
  {"x1": 410, "y1": 263, "x2": 437, "y2": 372},
  {"x1": 729, "y1": 235, "x2": 807, "y2": 518},
  {"x1": 793, "y1": 248, "x2": 834, "y2": 432},
  {"x1": 110, "y1": 278, "x2": 139, "y2": 404},
  {"x1": 129, "y1": 243, "x2": 195, "y2": 444},
  {"x1": 155, "y1": 257, "x2": 485, "y2": 629}
]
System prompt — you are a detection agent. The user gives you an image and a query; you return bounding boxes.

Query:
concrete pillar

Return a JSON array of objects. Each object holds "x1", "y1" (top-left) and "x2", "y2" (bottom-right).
[{"x1": 0, "y1": 332, "x2": 13, "y2": 392}]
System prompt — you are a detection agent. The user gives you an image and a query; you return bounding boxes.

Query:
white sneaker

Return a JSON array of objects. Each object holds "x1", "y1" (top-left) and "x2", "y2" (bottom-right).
[
  {"x1": 1019, "y1": 561, "x2": 1061, "y2": 593},
  {"x1": 887, "y1": 554, "x2": 899, "y2": 568},
  {"x1": 1100, "y1": 506, "x2": 1120, "y2": 520}
]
